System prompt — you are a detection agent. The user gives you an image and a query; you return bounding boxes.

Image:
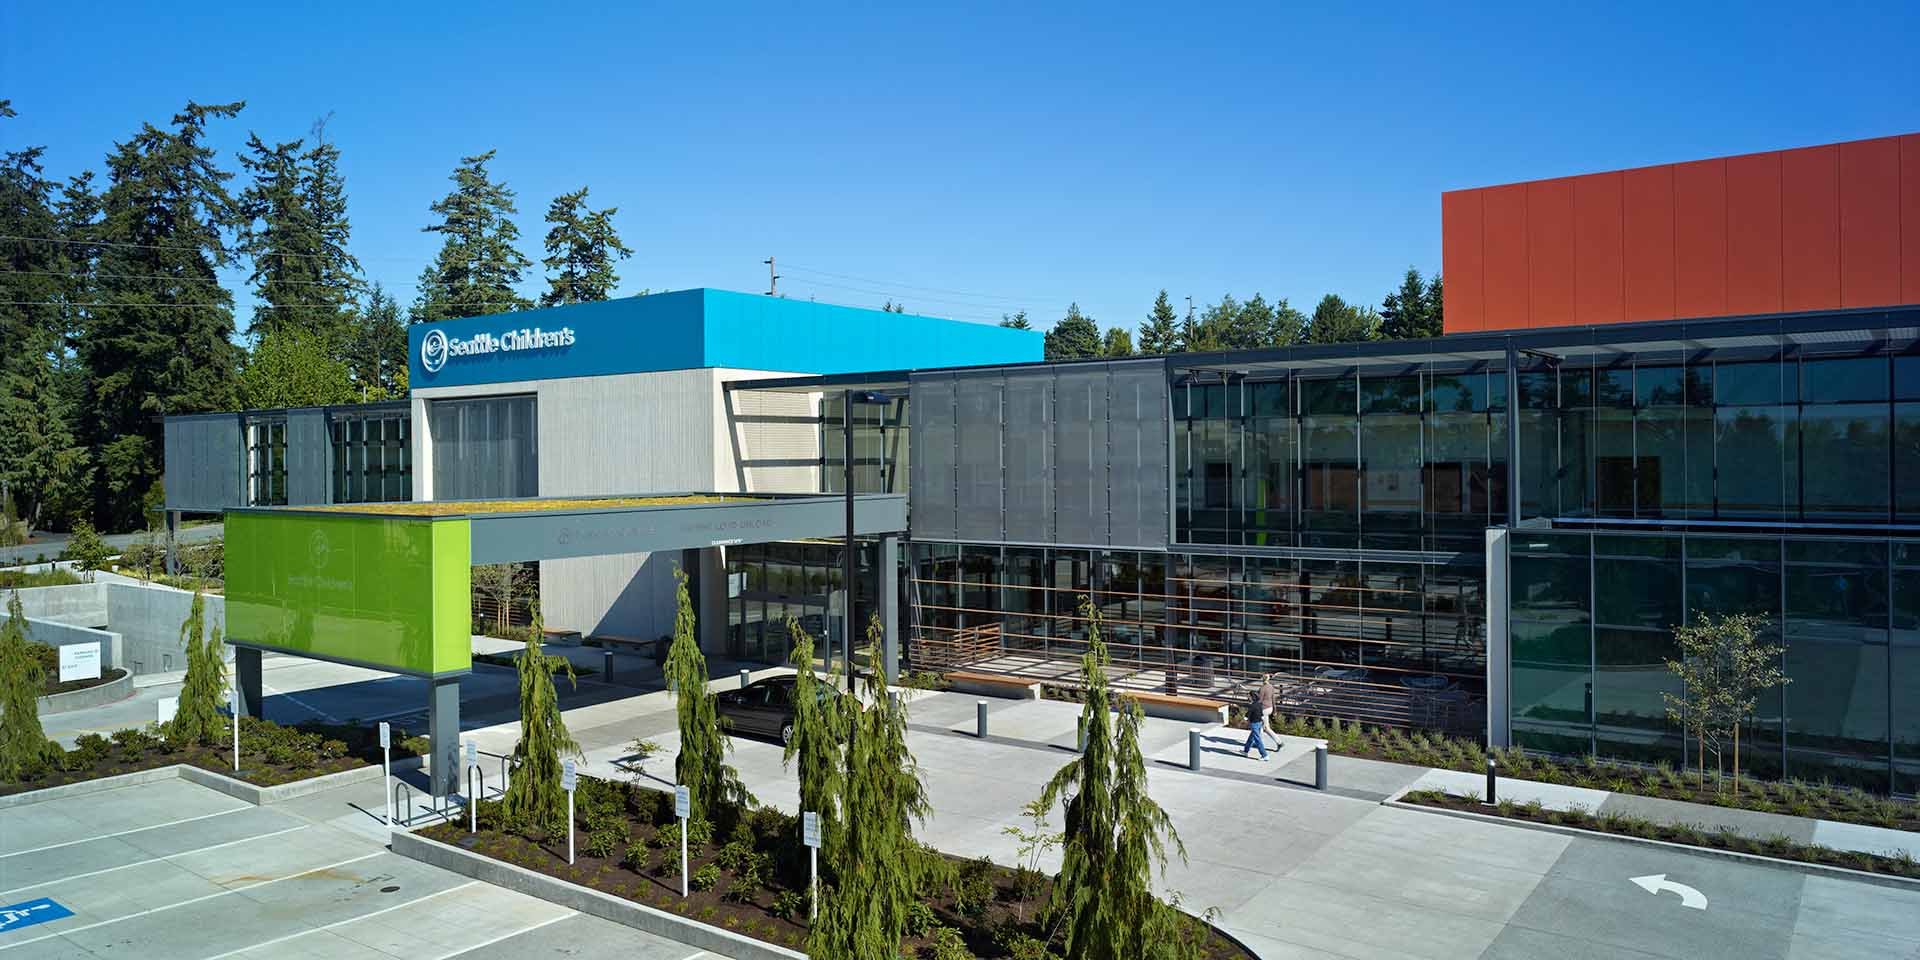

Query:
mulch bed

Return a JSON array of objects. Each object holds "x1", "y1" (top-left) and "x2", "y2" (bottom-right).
[
  {"x1": 421, "y1": 778, "x2": 1252, "y2": 959},
  {"x1": 1, "y1": 719, "x2": 423, "y2": 798},
  {"x1": 1401, "y1": 789, "x2": 1920, "y2": 879},
  {"x1": 41, "y1": 667, "x2": 129, "y2": 698}
]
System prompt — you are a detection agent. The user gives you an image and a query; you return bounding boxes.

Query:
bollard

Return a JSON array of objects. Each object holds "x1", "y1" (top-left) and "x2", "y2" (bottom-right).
[
  {"x1": 740, "y1": 668, "x2": 751, "y2": 689},
  {"x1": 1188, "y1": 728, "x2": 1202, "y2": 770},
  {"x1": 1486, "y1": 757, "x2": 1497, "y2": 805},
  {"x1": 603, "y1": 650, "x2": 615, "y2": 684},
  {"x1": 1315, "y1": 744, "x2": 1328, "y2": 790},
  {"x1": 976, "y1": 700, "x2": 988, "y2": 738}
]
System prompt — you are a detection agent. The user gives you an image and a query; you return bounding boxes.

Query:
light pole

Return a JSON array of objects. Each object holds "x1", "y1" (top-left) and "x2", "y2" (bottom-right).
[{"x1": 843, "y1": 389, "x2": 890, "y2": 695}]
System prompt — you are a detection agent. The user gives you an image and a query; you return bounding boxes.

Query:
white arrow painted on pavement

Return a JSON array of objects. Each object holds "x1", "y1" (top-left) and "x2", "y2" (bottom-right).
[{"x1": 1631, "y1": 874, "x2": 1708, "y2": 910}]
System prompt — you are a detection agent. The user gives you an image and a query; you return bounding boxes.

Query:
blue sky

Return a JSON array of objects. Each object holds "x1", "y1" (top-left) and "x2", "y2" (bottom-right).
[{"x1": 5, "y1": 2, "x2": 1917, "y2": 336}]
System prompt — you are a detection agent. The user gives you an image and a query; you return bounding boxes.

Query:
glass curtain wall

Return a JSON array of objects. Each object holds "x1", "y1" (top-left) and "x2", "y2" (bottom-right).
[
  {"x1": 909, "y1": 543, "x2": 1487, "y2": 736},
  {"x1": 428, "y1": 395, "x2": 538, "y2": 500},
  {"x1": 244, "y1": 415, "x2": 288, "y2": 506},
  {"x1": 1173, "y1": 368, "x2": 1507, "y2": 551},
  {"x1": 330, "y1": 410, "x2": 411, "y2": 504},
  {"x1": 726, "y1": 540, "x2": 885, "y2": 665},
  {"x1": 1510, "y1": 530, "x2": 1920, "y2": 793},
  {"x1": 821, "y1": 395, "x2": 910, "y2": 494}
]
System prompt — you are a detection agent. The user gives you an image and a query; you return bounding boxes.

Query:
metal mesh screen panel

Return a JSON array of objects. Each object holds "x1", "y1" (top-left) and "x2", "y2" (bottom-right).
[
  {"x1": 1108, "y1": 361, "x2": 1170, "y2": 548},
  {"x1": 1003, "y1": 369, "x2": 1054, "y2": 543},
  {"x1": 953, "y1": 373, "x2": 1005, "y2": 541},
  {"x1": 908, "y1": 374, "x2": 957, "y2": 540},
  {"x1": 1054, "y1": 368, "x2": 1107, "y2": 545}
]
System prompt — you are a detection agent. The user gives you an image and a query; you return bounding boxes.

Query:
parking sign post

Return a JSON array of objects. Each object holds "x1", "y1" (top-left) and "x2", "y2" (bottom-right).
[
  {"x1": 466, "y1": 740, "x2": 478, "y2": 834},
  {"x1": 229, "y1": 686, "x2": 239, "y2": 772},
  {"x1": 803, "y1": 810, "x2": 821, "y2": 919},
  {"x1": 563, "y1": 759, "x2": 577, "y2": 864},
  {"x1": 675, "y1": 784, "x2": 690, "y2": 898},
  {"x1": 379, "y1": 722, "x2": 392, "y2": 828}
]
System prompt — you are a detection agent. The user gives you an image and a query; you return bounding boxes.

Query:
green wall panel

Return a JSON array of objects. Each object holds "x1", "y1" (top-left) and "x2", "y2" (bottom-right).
[{"x1": 225, "y1": 511, "x2": 472, "y2": 676}]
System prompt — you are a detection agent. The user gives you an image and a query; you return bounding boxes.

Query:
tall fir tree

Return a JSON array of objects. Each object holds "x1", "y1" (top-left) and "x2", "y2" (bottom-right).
[
  {"x1": 1, "y1": 591, "x2": 64, "y2": 779},
  {"x1": 236, "y1": 135, "x2": 324, "y2": 342},
  {"x1": 999, "y1": 309, "x2": 1031, "y2": 329},
  {"x1": 343, "y1": 284, "x2": 408, "y2": 400},
  {"x1": 539, "y1": 187, "x2": 631, "y2": 306},
  {"x1": 0, "y1": 102, "x2": 88, "y2": 530},
  {"x1": 1043, "y1": 303, "x2": 1101, "y2": 361},
  {"x1": 1039, "y1": 600, "x2": 1190, "y2": 960},
  {"x1": 664, "y1": 565, "x2": 752, "y2": 822},
  {"x1": 168, "y1": 590, "x2": 227, "y2": 745},
  {"x1": 782, "y1": 620, "x2": 846, "y2": 867},
  {"x1": 809, "y1": 615, "x2": 935, "y2": 960},
  {"x1": 1378, "y1": 267, "x2": 1441, "y2": 340},
  {"x1": 82, "y1": 101, "x2": 244, "y2": 530},
  {"x1": 502, "y1": 603, "x2": 582, "y2": 828},
  {"x1": 1138, "y1": 290, "x2": 1180, "y2": 354},
  {"x1": 412, "y1": 151, "x2": 532, "y2": 322},
  {"x1": 1306, "y1": 293, "x2": 1377, "y2": 344},
  {"x1": 1424, "y1": 273, "x2": 1444, "y2": 332},
  {"x1": 302, "y1": 119, "x2": 361, "y2": 319}
]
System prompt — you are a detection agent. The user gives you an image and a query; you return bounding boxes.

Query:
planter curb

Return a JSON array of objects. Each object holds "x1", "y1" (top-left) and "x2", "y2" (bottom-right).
[
  {"x1": 1, "y1": 756, "x2": 423, "y2": 809},
  {"x1": 1385, "y1": 796, "x2": 1920, "y2": 893},
  {"x1": 390, "y1": 830, "x2": 804, "y2": 960},
  {"x1": 35, "y1": 669, "x2": 134, "y2": 715},
  {"x1": 0, "y1": 763, "x2": 183, "y2": 810}
]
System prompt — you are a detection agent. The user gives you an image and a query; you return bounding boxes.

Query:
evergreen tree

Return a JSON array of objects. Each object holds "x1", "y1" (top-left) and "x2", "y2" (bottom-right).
[
  {"x1": 539, "y1": 187, "x2": 631, "y2": 307},
  {"x1": 301, "y1": 120, "x2": 361, "y2": 318},
  {"x1": 1379, "y1": 267, "x2": 1442, "y2": 340},
  {"x1": 1306, "y1": 293, "x2": 1377, "y2": 344},
  {"x1": 412, "y1": 151, "x2": 532, "y2": 322},
  {"x1": 664, "y1": 565, "x2": 752, "y2": 822},
  {"x1": 1138, "y1": 290, "x2": 1180, "y2": 354},
  {"x1": 343, "y1": 284, "x2": 409, "y2": 400},
  {"x1": 1101, "y1": 326, "x2": 1134, "y2": 357},
  {"x1": 1232, "y1": 293, "x2": 1275, "y2": 349},
  {"x1": 236, "y1": 135, "x2": 324, "y2": 342},
  {"x1": 169, "y1": 590, "x2": 227, "y2": 744},
  {"x1": 1040, "y1": 599, "x2": 1189, "y2": 960},
  {"x1": 999, "y1": 310, "x2": 1031, "y2": 329},
  {"x1": 1, "y1": 591, "x2": 64, "y2": 779},
  {"x1": 1425, "y1": 274, "x2": 1444, "y2": 332},
  {"x1": 239, "y1": 327, "x2": 356, "y2": 408},
  {"x1": 1043, "y1": 303, "x2": 1101, "y2": 361},
  {"x1": 810, "y1": 615, "x2": 934, "y2": 960},
  {"x1": 82, "y1": 101, "x2": 245, "y2": 530},
  {"x1": 503, "y1": 603, "x2": 582, "y2": 828},
  {"x1": 782, "y1": 619, "x2": 846, "y2": 866},
  {"x1": 1190, "y1": 294, "x2": 1241, "y2": 351},
  {"x1": 1266, "y1": 297, "x2": 1307, "y2": 346},
  {"x1": 0, "y1": 102, "x2": 87, "y2": 531}
]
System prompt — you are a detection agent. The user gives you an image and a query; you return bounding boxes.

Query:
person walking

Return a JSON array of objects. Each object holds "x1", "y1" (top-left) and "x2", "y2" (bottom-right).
[{"x1": 1242, "y1": 675, "x2": 1277, "y2": 759}]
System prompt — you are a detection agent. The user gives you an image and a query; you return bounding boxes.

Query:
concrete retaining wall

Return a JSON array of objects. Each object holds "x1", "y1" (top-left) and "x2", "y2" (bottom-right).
[
  {"x1": 2, "y1": 610, "x2": 122, "y2": 670},
  {"x1": 9, "y1": 582, "x2": 107, "y2": 627},
  {"x1": 107, "y1": 582, "x2": 227, "y2": 675},
  {"x1": 36, "y1": 669, "x2": 133, "y2": 715}
]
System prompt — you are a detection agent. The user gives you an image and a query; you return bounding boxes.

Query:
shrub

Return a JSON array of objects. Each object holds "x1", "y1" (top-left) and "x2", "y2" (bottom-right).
[
  {"x1": 770, "y1": 889, "x2": 807, "y2": 920},
  {"x1": 622, "y1": 841, "x2": 653, "y2": 872},
  {"x1": 583, "y1": 826, "x2": 625, "y2": 859},
  {"x1": 691, "y1": 863, "x2": 720, "y2": 892},
  {"x1": 904, "y1": 901, "x2": 937, "y2": 937},
  {"x1": 70, "y1": 733, "x2": 112, "y2": 767},
  {"x1": 925, "y1": 925, "x2": 975, "y2": 960}
]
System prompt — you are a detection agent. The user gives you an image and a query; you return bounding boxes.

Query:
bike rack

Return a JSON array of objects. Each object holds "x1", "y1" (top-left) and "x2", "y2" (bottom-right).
[
  {"x1": 392, "y1": 781, "x2": 413, "y2": 828},
  {"x1": 467, "y1": 766, "x2": 486, "y2": 832}
]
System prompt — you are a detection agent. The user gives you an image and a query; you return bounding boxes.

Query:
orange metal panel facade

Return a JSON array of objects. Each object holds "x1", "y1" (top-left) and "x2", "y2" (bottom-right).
[
  {"x1": 1481, "y1": 184, "x2": 1530, "y2": 332},
  {"x1": 1781, "y1": 145, "x2": 1841, "y2": 312},
  {"x1": 1840, "y1": 137, "x2": 1902, "y2": 308},
  {"x1": 1673, "y1": 159, "x2": 1729, "y2": 320},
  {"x1": 1622, "y1": 165, "x2": 1675, "y2": 323},
  {"x1": 1724, "y1": 151, "x2": 1783, "y2": 316},
  {"x1": 1441, "y1": 133, "x2": 1918, "y2": 333},
  {"x1": 1441, "y1": 190, "x2": 1485, "y2": 332},
  {"x1": 1527, "y1": 179, "x2": 1576, "y2": 328},
  {"x1": 1572, "y1": 173, "x2": 1625, "y2": 325}
]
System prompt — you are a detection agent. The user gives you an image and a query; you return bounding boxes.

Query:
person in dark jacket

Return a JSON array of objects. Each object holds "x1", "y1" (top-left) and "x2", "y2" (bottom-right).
[{"x1": 1242, "y1": 675, "x2": 1277, "y2": 760}]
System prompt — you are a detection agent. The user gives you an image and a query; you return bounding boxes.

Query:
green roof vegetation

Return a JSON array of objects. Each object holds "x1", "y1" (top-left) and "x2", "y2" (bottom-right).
[{"x1": 285, "y1": 495, "x2": 752, "y2": 517}]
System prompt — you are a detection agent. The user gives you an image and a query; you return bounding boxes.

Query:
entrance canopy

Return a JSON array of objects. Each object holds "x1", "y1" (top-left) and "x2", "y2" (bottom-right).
[{"x1": 223, "y1": 492, "x2": 907, "y2": 679}]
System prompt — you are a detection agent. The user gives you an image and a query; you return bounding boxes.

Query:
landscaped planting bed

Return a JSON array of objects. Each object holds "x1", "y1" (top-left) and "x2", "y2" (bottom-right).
[
  {"x1": 1264, "y1": 712, "x2": 1919, "y2": 832},
  {"x1": 0, "y1": 717, "x2": 425, "y2": 797},
  {"x1": 1400, "y1": 789, "x2": 1920, "y2": 879},
  {"x1": 27, "y1": 641, "x2": 125, "y2": 696},
  {"x1": 420, "y1": 776, "x2": 1252, "y2": 959}
]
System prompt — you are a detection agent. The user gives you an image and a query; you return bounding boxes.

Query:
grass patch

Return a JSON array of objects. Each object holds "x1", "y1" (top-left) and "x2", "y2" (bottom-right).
[
  {"x1": 0, "y1": 567, "x2": 85, "y2": 588},
  {"x1": 289, "y1": 495, "x2": 750, "y2": 517}
]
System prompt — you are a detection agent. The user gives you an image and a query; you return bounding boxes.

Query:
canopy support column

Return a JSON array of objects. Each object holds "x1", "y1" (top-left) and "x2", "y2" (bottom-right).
[{"x1": 428, "y1": 676, "x2": 460, "y2": 798}]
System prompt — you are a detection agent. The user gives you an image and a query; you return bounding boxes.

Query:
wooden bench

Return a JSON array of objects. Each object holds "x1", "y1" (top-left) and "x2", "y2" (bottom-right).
[
  {"x1": 1119, "y1": 689, "x2": 1230, "y2": 724},
  {"x1": 943, "y1": 670, "x2": 1042, "y2": 701},
  {"x1": 541, "y1": 627, "x2": 582, "y2": 646},
  {"x1": 586, "y1": 633, "x2": 666, "y2": 663}
]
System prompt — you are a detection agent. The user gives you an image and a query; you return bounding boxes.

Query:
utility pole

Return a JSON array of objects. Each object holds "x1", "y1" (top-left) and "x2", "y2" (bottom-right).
[{"x1": 764, "y1": 256, "x2": 779, "y2": 297}]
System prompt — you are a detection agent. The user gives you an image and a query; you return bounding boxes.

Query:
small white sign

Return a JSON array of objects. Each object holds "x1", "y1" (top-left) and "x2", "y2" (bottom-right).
[
  {"x1": 562, "y1": 759, "x2": 577, "y2": 793},
  {"x1": 674, "y1": 785, "x2": 690, "y2": 819},
  {"x1": 228, "y1": 685, "x2": 239, "y2": 714},
  {"x1": 157, "y1": 697, "x2": 179, "y2": 725},
  {"x1": 803, "y1": 811, "x2": 820, "y2": 849},
  {"x1": 465, "y1": 740, "x2": 477, "y2": 769},
  {"x1": 58, "y1": 643, "x2": 101, "y2": 683},
  {"x1": 728, "y1": 572, "x2": 745, "y2": 598},
  {"x1": 378, "y1": 722, "x2": 390, "y2": 750}
]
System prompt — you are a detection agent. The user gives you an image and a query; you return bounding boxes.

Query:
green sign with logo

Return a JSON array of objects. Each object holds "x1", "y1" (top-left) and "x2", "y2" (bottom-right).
[{"x1": 224, "y1": 511, "x2": 473, "y2": 677}]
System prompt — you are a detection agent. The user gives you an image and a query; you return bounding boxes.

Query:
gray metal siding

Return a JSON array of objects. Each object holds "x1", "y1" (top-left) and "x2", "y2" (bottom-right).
[
  {"x1": 1053, "y1": 368, "x2": 1105, "y2": 545},
  {"x1": 1002, "y1": 370, "x2": 1053, "y2": 543},
  {"x1": 1108, "y1": 361, "x2": 1170, "y2": 548},
  {"x1": 162, "y1": 415, "x2": 243, "y2": 512},
  {"x1": 285, "y1": 408, "x2": 331, "y2": 505},
  {"x1": 952, "y1": 373, "x2": 1004, "y2": 541},
  {"x1": 908, "y1": 374, "x2": 957, "y2": 540}
]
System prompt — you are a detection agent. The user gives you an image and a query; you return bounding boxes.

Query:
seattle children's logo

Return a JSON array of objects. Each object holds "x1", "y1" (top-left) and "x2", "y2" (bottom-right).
[
  {"x1": 420, "y1": 328, "x2": 450, "y2": 373},
  {"x1": 418, "y1": 325, "x2": 575, "y2": 376}
]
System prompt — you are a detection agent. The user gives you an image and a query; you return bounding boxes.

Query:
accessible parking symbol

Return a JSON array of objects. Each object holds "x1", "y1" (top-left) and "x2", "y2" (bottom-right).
[{"x1": 0, "y1": 898, "x2": 73, "y2": 934}]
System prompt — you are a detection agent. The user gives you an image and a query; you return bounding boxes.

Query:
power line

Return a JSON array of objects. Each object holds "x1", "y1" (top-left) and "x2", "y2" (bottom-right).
[
  {"x1": 0, "y1": 233, "x2": 423, "y2": 264},
  {"x1": 784, "y1": 276, "x2": 1037, "y2": 314},
  {"x1": 0, "y1": 266, "x2": 499, "y2": 289},
  {"x1": 778, "y1": 262, "x2": 1061, "y2": 307},
  {"x1": 0, "y1": 300, "x2": 532, "y2": 310}
]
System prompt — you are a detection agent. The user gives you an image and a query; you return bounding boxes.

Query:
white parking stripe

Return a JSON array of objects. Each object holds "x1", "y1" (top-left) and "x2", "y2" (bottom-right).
[
  {"x1": 433, "y1": 912, "x2": 574, "y2": 959},
  {"x1": 1, "y1": 805, "x2": 250, "y2": 860},
  {"x1": 0, "y1": 851, "x2": 384, "y2": 952},
  {"x1": 0, "y1": 823, "x2": 311, "y2": 899},
  {"x1": 194, "y1": 880, "x2": 481, "y2": 960}
]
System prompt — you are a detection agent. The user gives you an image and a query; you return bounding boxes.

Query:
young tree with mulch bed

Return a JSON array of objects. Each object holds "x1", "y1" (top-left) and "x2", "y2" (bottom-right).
[
  {"x1": 1, "y1": 590, "x2": 63, "y2": 778},
  {"x1": 782, "y1": 617, "x2": 844, "y2": 866},
  {"x1": 503, "y1": 603, "x2": 582, "y2": 828},
  {"x1": 665, "y1": 564, "x2": 752, "y2": 823},
  {"x1": 1042, "y1": 598, "x2": 1201, "y2": 960},
  {"x1": 169, "y1": 590, "x2": 227, "y2": 745},
  {"x1": 809, "y1": 614, "x2": 938, "y2": 960},
  {"x1": 1663, "y1": 612, "x2": 1788, "y2": 795}
]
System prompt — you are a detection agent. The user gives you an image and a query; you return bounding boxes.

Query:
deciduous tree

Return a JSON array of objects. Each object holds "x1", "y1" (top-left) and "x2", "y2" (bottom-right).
[
  {"x1": 238, "y1": 327, "x2": 354, "y2": 408},
  {"x1": 1662, "y1": 613, "x2": 1788, "y2": 794},
  {"x1": 1101, "y1": 326, "x2": 1133, "y2": 358}
]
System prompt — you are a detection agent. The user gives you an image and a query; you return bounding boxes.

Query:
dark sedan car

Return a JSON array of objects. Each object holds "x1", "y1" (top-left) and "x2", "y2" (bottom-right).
[{"x1": 714, "y1": 676, "x2": 849, "y2": 745}]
